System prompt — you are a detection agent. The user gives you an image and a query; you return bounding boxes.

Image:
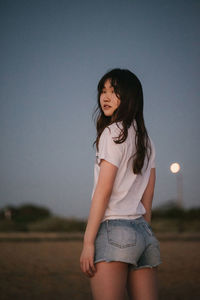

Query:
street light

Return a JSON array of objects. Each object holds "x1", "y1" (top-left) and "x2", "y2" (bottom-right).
[{"x1": 170, "y1": 162, "x2": 183, "y2": 208}]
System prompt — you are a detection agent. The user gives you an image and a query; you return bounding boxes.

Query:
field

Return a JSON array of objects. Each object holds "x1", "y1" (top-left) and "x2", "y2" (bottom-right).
[{"x1": 0, "y1": 234, "x2": 200, "y2": 300}]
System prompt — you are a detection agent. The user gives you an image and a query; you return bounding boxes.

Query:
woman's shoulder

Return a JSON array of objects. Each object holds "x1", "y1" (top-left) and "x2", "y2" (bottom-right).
[
  {"x1": 99, "y1": 122, "x2": 123, "y2": 146},
  {"x1": 103, "y1": 121, "x2": 137, "y2": 142},
  {"x1": 106, "y1": 121, "x2": 123, "y2": 137}
]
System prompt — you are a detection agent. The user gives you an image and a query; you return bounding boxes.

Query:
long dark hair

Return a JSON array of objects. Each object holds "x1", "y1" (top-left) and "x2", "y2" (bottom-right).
[{"x1": 93, "y1": 68, "x2": 152, "y2": 174}]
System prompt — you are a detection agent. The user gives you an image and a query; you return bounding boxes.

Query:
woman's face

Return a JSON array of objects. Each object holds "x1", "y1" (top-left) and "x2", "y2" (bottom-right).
[{"x1": 100, "y1": 79, "x2": 121, "y2": 117}]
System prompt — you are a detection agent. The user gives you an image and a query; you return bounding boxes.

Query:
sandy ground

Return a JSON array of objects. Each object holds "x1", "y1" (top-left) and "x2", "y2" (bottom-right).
[{"x1": 0, "y1": 238, "x2": 199, "y2": 300}]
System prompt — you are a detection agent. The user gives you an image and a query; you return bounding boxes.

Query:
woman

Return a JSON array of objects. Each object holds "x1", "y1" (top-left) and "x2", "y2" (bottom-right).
[{"x1": 80, "y1": 68, "x2": 161, "y2": 300}]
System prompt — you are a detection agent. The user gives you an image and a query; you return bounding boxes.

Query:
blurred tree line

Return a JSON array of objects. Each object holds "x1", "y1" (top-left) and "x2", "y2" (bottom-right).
[
  {"x1": 151, "y1": 200, "x2": 200, "y2": 233},
  {"x1": 0, "y1": 201, "x2": 199, "y2": 232},
  {"x1": 0, "y1": 204, "x2": 86, "y2": 232},
  {"x1": 0, "y1": 204, "x2": 51, "y2": 223},
  {"x1": 152, "y1": 200, "x2": 200, "y2": 220}
]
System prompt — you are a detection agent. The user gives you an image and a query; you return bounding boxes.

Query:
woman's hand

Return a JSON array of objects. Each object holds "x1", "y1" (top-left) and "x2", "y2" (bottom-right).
[{"x1": 80, "y1": 242, "x2": 96, "y2": 277}]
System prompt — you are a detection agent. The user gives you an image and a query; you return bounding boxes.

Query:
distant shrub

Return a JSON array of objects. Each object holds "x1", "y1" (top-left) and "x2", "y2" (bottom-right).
[
  {"x1": 0, "y1": 203, "x2": 52, "y2": 231},
  {"x1": 184, "y1": 208, "x2": 200, "y2": 220},
  {"x1": 28, "y1": 216, "x2": 86, "y2": 232},
  {"x1": 152, "y1": 205, "x2": 200, "y2": 220},
  {"x1": 0, "y1": 205, "x2": 17, "y2": 220},
  {"x1": 0, "y1": 220, "x2": 28, "y2": 232},
  {"x1": 13, "y1": 204, "x2": 51, "y2": 223},
  {"x1": 152, "y1": 207, "x2": 185, "y2": 219},
  {"x1": 0, "y1": 204, "x2": 51, "y2": 224}
]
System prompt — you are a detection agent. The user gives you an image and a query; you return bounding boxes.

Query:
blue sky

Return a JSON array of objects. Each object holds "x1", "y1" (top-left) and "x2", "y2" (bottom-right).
[{"x1": 0, "y1": 0, "x2": 199, "y2": 218}]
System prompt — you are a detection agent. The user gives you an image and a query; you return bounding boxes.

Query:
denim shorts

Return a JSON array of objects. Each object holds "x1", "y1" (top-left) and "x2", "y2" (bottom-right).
[{"x1": 94, "y1": 216, "x2": 162, "y2": 270}]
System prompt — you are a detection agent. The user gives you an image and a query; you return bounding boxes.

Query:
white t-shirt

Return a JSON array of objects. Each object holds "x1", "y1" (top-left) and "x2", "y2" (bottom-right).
[{"x1": 91, "y1": 121, "x2": 156, "y2": 222}]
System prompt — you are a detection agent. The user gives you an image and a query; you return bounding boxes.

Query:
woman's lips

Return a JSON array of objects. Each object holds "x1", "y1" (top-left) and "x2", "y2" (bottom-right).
[{"x1": 103, "y1": 105, "x2": 111, "y2": 109}]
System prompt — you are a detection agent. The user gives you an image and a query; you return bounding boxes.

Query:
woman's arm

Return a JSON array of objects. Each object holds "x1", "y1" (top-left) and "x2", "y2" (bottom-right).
[
  {"x1": 80, "y1": 159, "x2": 118, "y2": 277},
  {"x1": 141, "y1": 168, "x2": 156, "y2": 224}
]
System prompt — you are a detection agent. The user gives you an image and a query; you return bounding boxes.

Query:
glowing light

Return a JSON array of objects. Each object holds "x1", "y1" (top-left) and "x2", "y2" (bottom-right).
[{"x1": 170, "y1": 162, "x2": 181, "y2": 173}]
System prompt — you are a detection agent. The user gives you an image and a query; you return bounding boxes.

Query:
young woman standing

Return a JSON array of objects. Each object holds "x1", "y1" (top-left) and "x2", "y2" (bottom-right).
[{"x1": 80, "y1": 68, "x2": 161, "y2": 300}]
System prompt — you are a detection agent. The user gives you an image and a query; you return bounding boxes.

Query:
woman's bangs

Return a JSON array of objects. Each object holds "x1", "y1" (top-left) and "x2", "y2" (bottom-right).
[{"x1": 110, "y1": 77, "x2": 121, "y2": 97}]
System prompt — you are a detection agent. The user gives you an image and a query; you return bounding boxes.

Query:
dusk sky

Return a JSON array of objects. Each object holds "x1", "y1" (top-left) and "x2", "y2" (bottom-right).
[{"x1": 1, "y1": 0, "x2": 199, "y2": 218}]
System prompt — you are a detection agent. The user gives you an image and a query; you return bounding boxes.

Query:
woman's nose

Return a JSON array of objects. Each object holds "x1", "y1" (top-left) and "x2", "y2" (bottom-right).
[{"x1": 104, "y1": 93, "x2": 111, "y2": 101}]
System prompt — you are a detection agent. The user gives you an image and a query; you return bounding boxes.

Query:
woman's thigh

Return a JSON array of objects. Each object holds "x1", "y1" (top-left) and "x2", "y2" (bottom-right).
[
  {"x1": 90, "y1": 261, "x2": 129, "y2": 300},
  {"x1": 127, "y1": 267, "x2": 159, "y2": 300}
]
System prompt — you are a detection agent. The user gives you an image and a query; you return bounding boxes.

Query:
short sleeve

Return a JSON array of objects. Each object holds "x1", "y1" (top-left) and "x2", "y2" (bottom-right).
[
  {"x1": 151, "y1": 157, "x2": 156, "y2": 168},
  {"x1": 96, "y1": 126, "x2": 124, "y2": 168},
  {"x1": 150, "y1": 138, "x2": 156, "y2": 168}
]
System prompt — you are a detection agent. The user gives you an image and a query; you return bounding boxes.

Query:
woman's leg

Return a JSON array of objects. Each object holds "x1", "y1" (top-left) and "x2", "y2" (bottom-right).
[
  {"x1": 127, "y1": 267, "x2": 159, "y2": 300},
  {"x1": 90, "y1": 261, "x2": 128, "y2": 300}
]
